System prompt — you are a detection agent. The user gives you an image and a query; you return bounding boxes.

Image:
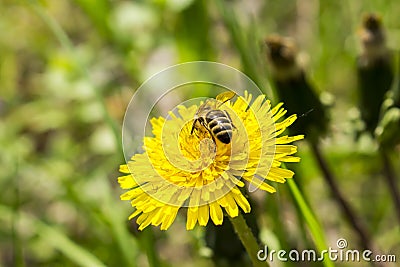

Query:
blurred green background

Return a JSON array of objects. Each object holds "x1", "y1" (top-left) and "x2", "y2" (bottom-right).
[{"x1": 1, "y1": 0, "x2": 399, "y2": 266}]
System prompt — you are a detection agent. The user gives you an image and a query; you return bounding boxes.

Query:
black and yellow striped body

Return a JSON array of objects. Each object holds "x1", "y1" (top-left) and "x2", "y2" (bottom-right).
[
  {"x1": 204, "y1": 109, "x2": 233, "y2": 144},
  {"x1": 191, "y1": 93, "x2": 236, "y2": 144},
  {"x1": 191, "y1": 105, "x2": 234, "y2": 144}
]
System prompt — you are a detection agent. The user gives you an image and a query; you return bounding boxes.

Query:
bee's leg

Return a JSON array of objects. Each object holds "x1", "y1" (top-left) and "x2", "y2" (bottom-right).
[{"x1": 190, "y1": 119, "x2": 197, "y2": 135}]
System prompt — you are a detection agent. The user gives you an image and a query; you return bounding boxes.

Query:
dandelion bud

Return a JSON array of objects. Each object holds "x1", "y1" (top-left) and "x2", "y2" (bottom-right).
[
  {"x1": 265, "y1": 35, "x2": 329, "y2": 141},
  {"x1": 357, "y1": 13, "x2": 394, "y2": 135}
]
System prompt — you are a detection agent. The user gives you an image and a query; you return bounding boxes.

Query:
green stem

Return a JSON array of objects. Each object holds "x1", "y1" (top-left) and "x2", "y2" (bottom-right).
[
  {"x1": 229, "y1": 212, "x2": 269, "y2": 267},
  {"x1": 12, "y1": 160, "x2": 25, "y2": 267},
  {"x1": 287, "y1": 178, "x2": 334, "y2": 267},
  {"x1": 140, "y1": 228, "x2": 161, "y2": 267},
  {"x1": 309, "y1": 141, "x2": 374, "y2": 252},
  {"x1": 380, "y1": 149, "x2": 400, "y2": 225}
]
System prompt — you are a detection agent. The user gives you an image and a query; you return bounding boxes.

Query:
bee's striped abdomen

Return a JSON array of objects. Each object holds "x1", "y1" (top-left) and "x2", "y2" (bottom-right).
[{"x1": 206, "y1": 110, "x2": 233, "y2": 144}]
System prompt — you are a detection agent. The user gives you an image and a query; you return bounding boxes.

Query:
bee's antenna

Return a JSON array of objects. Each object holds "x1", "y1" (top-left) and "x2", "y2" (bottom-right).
[{"x1": 299, "y1": 108, "x2": 314, "y2": 118}]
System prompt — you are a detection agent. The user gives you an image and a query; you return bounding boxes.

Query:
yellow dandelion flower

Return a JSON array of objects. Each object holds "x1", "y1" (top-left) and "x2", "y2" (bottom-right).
[{"x1": 118, "y1": 91, "x2": 303, "y2": 230}]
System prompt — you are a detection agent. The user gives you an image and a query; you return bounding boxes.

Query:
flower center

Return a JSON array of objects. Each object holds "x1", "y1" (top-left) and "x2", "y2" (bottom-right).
[{"x1": 178, "y1": 120, "x2": 216, "y2": 162}]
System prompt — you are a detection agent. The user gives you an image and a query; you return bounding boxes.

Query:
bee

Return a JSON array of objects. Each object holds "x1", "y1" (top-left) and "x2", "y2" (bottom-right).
[{"x1": 190, "y1": 92, "x2": 236, "y2": 144}]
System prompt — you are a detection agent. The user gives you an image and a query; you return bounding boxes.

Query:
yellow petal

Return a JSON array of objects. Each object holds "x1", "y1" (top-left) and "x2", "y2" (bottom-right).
[
  {"x1": 209, "y1": 202, "x2": 223, "y2": 225},
  {"x1": 120, "y1": 187, "x2": 143, "y2": 200},
  {"x1": 119, "y1": 164, "x2": 130, "y2": 173},
  {"x1": 186, "y1": 207, "x2": 198, "y2": 230},
  {"x1": 276, "y1": 135, "x2": 304, "y2": 144},
  {"x1": 160, "y1": 207, "x2": 179, "y2": 230},
  {"x1": 223, "y1": 194, "x2": 239, "y2": 217},
  {"x1": 268, "y1": 167, "x2": 294, "y2": 179},
  {"x1": 198, "y1": 205, "x2": 210, "y2": 226},
  {"x1": 245, "y1": 176, "x2": 277, "y2": 193},
  {"x1": 118, "y1": 174, "x2": 138, "y2": 189},
  {"x1": 271, "y1": 103, "x2": 284, "y2": 116},
  {"x1": 136, "y1": 213, "x2": 148, "y2": 225},
  {"x1": 275, "y1": 145, "x2": 298, "y2": 155},
  {"x1": 128, "y1": 209, "x2": 142, "y2": 220},
  {"x1": 279, "y1": 156, "x2": 301, "y2": 162},
  {"x1": 189, "y1": 189, "x2": 201, "y2": 208},
  {"x1": 138, "y1": 213, "x2": 154, "y2": 230},
  {"x1": 232, "y1": 193, "x2": 251, "y2": 213},
  {"x1": 151, "y1": 208, "x2": 165, "y2": 226}
]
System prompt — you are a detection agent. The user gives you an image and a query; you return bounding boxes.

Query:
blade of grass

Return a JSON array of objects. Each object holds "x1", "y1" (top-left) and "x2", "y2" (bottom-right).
[
  {"x1": 72, "y1": 0, "x2": 113, "y2": 40},
  {"x1": 59, "y1": 159, "x2": 138, "y2": 267},
  {"x1": 38, "y1": 226, "x2": 107, "y2": 267},
  {"x1": 215, "y1": 0, "x2": 275, "y2": 100},
  {"x1": 102, "y1": 176, "x2": 139, "y2": 267},
  {"x1": 286, "y1": 178, "x2": 334, "y2": 267},
  {"x1": 309, "y1": 141, "x2": 377, "y2": 255},
  {"x1": 0, "y1": 205, "x2": 107, "y2": 267},
  {"x1": 281, "y1": 168, "x2": 316, "y2": 251},
  {"x1": 11, "y1": 160, "x2": 25, "y2": 267},
  {"x1": 24, "y1": 2, "x2": 159, "y2": 266},
  {"x1": 73, "y1": 0, "x2": 139, "y2": 76},
  {"x1": 25, "y1": 0, "x2": 122, "y2": 153},
  {"x1": 380, "y1": 149, "x2": 400, "y2": 224}
]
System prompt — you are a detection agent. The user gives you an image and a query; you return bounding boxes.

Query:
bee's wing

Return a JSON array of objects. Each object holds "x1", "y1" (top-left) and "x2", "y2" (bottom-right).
[
  {"x1": 195, "y1": 99, "x2": 213, "y2": 116},
  {"x1": 216, "y1": 91, "x2": 236, "y2": 107}
]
